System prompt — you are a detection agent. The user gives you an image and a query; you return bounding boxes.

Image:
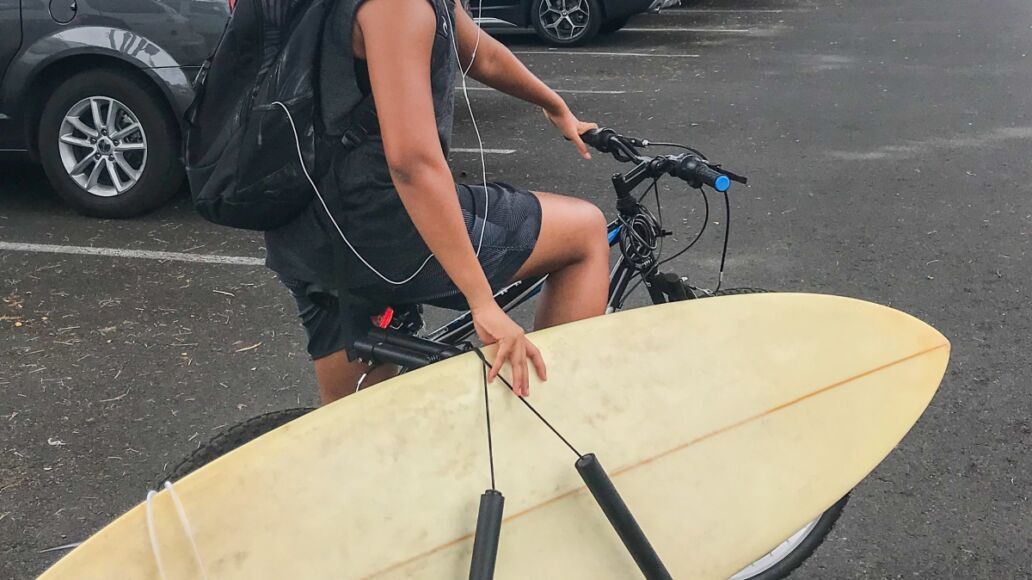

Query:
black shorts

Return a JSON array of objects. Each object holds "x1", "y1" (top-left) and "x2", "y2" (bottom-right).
[{"x1": 281, "y1": 182, "x2": 542, "y2": 359}]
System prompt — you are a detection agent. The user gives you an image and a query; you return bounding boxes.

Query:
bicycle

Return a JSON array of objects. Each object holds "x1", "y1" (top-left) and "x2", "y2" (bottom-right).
[{"x1": 164, "y1": 128, "x2": 850, "y2": 580}]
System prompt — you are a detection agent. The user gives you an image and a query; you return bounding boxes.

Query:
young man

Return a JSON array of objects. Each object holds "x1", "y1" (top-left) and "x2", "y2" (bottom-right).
[{"x1": 265, "y1": 0, "x2": 610, "y2": 405}]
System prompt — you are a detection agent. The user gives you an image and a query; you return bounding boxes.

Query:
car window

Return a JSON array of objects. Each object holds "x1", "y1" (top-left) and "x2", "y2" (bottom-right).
[{"x1": 92, "y1": 0, "x2": 166, "y2": 15}]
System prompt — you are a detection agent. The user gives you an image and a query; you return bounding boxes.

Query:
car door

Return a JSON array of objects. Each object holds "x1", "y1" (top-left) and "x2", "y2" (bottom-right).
[
  {"x1": 0, "y1": 0, "x2": 21, "y2": 86},
  {"x1": 468, "y1": 0, "x2": 526, "y2": 29}
]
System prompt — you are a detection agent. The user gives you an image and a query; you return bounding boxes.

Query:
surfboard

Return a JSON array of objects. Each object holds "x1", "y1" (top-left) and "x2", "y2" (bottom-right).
[{"x1": 40, "y1": 293, "x2": 949, "y2": 580}]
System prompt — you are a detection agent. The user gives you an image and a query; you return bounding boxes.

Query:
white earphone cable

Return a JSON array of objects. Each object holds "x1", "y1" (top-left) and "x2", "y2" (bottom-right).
[
  {"x1": 274, "y1": 100, "x2": 435, "y2": 286},
  {"x1": 272, "y1": 0, "x2": 490, "y2": 287},
  {"x1": 450, "y1": 0, "x2": 490, "y2": 256}
]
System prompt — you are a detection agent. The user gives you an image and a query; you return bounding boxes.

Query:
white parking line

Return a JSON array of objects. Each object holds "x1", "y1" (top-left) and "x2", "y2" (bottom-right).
[
  {"x1": 0, "y1": 242, "x2": 264, "y2": 266},
  {"x1": 450, "y1": 148, "x2": 516, "y2": 154},
  {"x1": 460, "y1": 87, "x2": 630, "y2": 95},
  {"x1": 621, "y1": 28, "x2": 754, "y2": 33},
  {"x1": 512, "y1": 50, "x2": 700, "y2": 58},
  {"x1": 669, "y1": 8, "x2": 802, "y2": 12}
]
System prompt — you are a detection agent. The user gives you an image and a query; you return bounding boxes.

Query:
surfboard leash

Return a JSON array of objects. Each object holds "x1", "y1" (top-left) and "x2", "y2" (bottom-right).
[
  {"x1": 469, "y1": 347, "x2": 505, "y2": 580},
  {"x1": 470, "y1": 346, "x2": 582, "y2": 458},
  {"x1": 145, "y1": 481, "x2": 210, "y2": 580},
  {"x1": 469, "y1": 346, "x2": 673, "y2": 580}
]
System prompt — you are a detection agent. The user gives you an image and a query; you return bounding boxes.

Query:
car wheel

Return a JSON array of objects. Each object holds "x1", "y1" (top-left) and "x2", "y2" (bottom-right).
[
  {"x1": 38, "y1": 69, "x2": 183, "y2": 218},
  {"x1": 532, "y1": 0, "x2": 602, "y2": 46},
  {"x1": 599, "y1": 15, "x2": 631, "y2": 34}
]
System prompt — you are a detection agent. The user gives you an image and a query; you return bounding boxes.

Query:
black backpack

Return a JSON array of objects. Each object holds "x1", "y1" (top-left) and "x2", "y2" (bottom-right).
[{"x1": 184, "y1": 0, "x2": 375, "y2": 231}]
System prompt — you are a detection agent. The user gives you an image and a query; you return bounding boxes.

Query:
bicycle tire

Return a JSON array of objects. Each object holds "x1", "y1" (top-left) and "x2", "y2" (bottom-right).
[
  {"x1": 732, "y1": 495, "x2": 849, "y2": 580},
  {"x1": 157, "y1": 407, "x2": 315, "y2": 487},
  {"x1": 705, "y1": 287, "x2": 848, "y2": 580},
  {"x1": 710, "y1": 287, "x2": 771, "y2": 297}
]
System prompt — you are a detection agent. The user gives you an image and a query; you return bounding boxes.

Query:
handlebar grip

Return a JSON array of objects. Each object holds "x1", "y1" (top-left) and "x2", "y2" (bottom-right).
[
  {"x1": 581, "y1": 128, "x2": 616, "y2": 152},
  {"x1": 676, "y1": 156, "x2": 732, "y2": 192}
]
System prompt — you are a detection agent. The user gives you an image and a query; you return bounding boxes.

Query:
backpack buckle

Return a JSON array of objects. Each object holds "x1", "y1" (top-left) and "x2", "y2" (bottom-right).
[{"x1": 340, "y1": 126, "x2": 368, "y2": 150}]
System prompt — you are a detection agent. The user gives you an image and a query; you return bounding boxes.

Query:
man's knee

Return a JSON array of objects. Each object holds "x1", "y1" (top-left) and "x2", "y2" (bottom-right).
[{"x1": 573, "y1": 200, "x2": 609, "y2": 256}]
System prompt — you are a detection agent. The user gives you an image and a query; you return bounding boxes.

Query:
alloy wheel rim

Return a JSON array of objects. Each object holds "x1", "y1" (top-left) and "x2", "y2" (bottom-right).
[
  {"x1": 728, "y1": 516, "x2": 821, "y2": 579},
  {"x1": 57, "y1": 96, "x2": 148, "y2": 198},
  {"x1": 538, "y1": 0, "x2": 591, "y2": 41}
]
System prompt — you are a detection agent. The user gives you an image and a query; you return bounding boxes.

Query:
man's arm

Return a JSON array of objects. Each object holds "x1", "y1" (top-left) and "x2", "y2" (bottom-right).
[
  {"x1": 452, "y1": 3, "x2": 596, "y2": 159},
  {"x1": 356, "y1": 0, "x2": 545, "y2": 394}
]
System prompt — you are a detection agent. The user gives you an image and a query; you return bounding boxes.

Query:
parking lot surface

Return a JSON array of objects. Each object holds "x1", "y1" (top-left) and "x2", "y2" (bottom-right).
[{"x1": 3, "y1": 0, "x2": 1031, "y2": 578}]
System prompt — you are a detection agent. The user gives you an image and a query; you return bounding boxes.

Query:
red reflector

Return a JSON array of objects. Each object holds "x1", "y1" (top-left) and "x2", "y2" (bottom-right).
[{"x1": 372, "y1": 307, "x2": 395, "y2": 329}]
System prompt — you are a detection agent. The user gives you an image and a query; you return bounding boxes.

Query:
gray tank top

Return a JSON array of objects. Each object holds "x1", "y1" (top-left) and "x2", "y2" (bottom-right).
[{"x1": 265, "y1": 0, "x2": 458, "y2": 288}]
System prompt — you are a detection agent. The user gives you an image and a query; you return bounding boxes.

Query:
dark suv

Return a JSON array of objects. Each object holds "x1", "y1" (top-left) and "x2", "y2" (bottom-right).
[{"x1": 0, "y1": 0, "x2": 229, "y2": 218}]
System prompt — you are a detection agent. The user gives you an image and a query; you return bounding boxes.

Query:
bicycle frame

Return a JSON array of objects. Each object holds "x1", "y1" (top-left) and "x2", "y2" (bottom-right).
[
  {"x1": 424, "y1": 218, "x2": 636, "y2": 345},
  {"x1": 357, "y1": 129, "x2": 740, "y2": 366}
]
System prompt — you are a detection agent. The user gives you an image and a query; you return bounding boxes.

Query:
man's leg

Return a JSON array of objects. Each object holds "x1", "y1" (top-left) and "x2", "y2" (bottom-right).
[
  {"x1": 512, "y1": 191, "x2": 611, "y2": 329},
  {"x1": 312, "y1": 191, "x2": 607, "y2": 405},
  {"x1": 314, "y1": 353, "x2": 398, "y2": 405}
]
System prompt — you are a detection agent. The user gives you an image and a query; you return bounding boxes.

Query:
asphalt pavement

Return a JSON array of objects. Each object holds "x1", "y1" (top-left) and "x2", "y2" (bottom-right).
[{"x1": 2, "y1": 0, "x2": 1031, "y2": 577}]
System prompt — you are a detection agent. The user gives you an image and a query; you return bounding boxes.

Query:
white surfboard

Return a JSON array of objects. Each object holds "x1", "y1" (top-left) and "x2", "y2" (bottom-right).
[{"x1": 40, "y1": 293, "x2": 949, "y2": 579}]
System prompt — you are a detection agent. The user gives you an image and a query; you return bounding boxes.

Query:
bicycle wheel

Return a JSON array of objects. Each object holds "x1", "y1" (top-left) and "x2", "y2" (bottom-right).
[
  {"x1": 157, "y1": 407, "x2": 315, "y2": 486},
  {"x1": 706, "y1": 287, "x2": 849, "y2": 580}
]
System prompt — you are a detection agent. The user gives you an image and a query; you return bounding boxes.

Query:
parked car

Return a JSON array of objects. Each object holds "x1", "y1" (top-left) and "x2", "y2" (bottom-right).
[
  {"x1": 0, "y1": 0, "x2": 230, "y2": 218},
  {"x1": 471, "y1": 0, "x2": 657, "y2": 46}
]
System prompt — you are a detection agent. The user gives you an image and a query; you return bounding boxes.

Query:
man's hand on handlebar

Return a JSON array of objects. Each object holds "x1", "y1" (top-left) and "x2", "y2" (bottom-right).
[
  {"x1": 543, "y1": 105, "x2": 598, "y2": 160},
  {"x1": 579, "y1": 127, "x2": 745, "y2": 193}
]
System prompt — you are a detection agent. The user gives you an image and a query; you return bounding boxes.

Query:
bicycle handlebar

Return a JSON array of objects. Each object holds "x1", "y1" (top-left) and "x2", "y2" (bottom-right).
[{"x1": 582, "y1": 128, "x2": 740, "y2": 193}]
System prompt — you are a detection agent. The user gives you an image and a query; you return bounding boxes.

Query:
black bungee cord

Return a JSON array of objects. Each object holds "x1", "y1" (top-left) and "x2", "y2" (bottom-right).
[{"x1": 466, "y1": 347, "x2": 671, "y2": 580}]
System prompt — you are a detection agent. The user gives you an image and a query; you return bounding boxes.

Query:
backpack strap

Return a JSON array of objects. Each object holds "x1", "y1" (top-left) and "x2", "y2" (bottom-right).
[
  {"x1": 330, "y1": 232, "x2": 388, "y2": 360},
  {"x1": 184, "y1": 13, "x2": 233, "y2": 127},
  {"x1": 337, "y1": 93, "x2": 379, "y2": 151}
]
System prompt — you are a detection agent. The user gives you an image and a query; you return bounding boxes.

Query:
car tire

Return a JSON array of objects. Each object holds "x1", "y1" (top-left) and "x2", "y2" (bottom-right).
[
  {"x1": 599, "y1": 16, "x2": 631, "y2": 34},
  {"x1": 532, "y1": 0, "x2": 603, "y2": 46},
  {"x1": 38, "y1": 68, "x2": 183, "y2": 218}
]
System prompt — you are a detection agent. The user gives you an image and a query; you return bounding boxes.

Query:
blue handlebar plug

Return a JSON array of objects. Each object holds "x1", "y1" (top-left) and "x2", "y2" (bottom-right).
[{"x1": 714, "y1": 175, "x2": 731, "y2": 192}]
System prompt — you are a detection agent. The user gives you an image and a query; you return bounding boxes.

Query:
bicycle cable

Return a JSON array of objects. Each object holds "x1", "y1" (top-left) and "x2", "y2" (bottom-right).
[
  {"x1": 617, "y1": 183, "x2": 716, "y2": 310},
  {"x1": 715, "y1": 190, "x2": 732, "y2": 292},
  {"x1": 617, "y1": 179, "x2": 662, "y2": 273},
  {"x1": 642, "y1": 141, "x2": 709, "y2": 160},
  {"x1": 657, "y1": 184, "x2": 710, "y2": 268}
]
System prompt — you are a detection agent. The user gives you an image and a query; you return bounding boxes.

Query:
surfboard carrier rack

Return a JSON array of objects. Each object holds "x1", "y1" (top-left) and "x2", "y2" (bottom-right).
[
  {"x1": 353, "y1": 328, "x2": 465, "y2": 368},
  {"x1": 465, "y1": 349, "x2": 672, "y2": 580},
  {"x1": 354, "y1": 329, "x2": 672, "y2": 579}
]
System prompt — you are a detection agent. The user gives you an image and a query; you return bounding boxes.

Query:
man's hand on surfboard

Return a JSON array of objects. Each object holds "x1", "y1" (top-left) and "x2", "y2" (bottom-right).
[{"x1": 471, "y1": 303, "x2": 547, "y2": 397}]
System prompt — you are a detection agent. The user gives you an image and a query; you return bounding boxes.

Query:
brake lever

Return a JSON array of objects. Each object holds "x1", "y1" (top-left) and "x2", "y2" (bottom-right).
[{"x1": 709, "y1": 163, "x2": 748, "y2": 185}]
